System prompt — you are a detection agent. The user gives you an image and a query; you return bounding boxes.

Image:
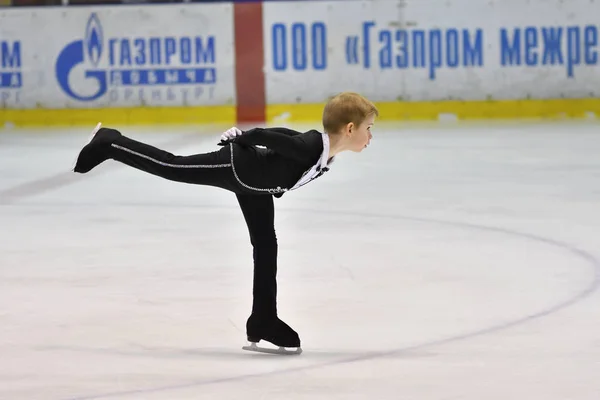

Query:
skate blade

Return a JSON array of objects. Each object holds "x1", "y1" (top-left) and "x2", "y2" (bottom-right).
[
  {"x1": 242, "y1": 342, "x2": 302, "y2": 355},
  {"x1": 71, "y1": 122, "x2": 102, "y2": 172}
]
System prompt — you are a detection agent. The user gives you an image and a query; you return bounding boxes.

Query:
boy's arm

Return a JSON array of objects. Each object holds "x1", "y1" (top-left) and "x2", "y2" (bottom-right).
[
  {"x1": 265, "y1": 127, "x2": 303, "y2": 136},
  {"x1": 223, "y1": 128, "x2": 317, "y2": 163},
  {"x1": 219, "y1": 126, "x2": 301, "y2": 143}
]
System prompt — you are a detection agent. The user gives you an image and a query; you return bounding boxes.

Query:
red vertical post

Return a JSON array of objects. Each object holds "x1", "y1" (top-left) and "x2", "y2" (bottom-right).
[{"x1": 234, "y1": 2, "x2": 266, "y2": 124}]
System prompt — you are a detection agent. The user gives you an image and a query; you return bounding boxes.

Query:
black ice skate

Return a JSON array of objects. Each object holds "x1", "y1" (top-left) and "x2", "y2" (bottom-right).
[
  {"x1": 242, "y1": 314, "x2": 302, "y2": 355},
  {"x1": 72, "y1": 123, "x2": 121, "y2": 173}
]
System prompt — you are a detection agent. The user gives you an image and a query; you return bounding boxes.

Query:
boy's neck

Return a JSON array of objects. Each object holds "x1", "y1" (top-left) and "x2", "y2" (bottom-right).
[{"x1": 326, "y1": 131, "x2": 344, "y2": 158}]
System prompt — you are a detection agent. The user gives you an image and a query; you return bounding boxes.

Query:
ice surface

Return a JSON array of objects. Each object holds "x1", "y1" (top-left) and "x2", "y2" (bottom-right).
[{"x1": 1, "y1": 120, "x2": 599, "y2": 400}]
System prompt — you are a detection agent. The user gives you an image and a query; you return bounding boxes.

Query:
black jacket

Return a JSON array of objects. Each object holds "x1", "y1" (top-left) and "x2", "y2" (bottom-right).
[{"x1": 222, "y1": 127, "x2": 333, "y2": 197}]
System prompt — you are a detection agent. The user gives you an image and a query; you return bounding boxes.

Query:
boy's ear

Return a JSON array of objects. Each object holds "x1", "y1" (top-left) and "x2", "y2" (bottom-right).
[{"x1": 346, "y1": 122, "x2": 354, "y2": 134}]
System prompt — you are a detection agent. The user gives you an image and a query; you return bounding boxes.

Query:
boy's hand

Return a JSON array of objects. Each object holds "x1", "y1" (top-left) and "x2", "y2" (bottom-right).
[{"x1": 220, "y1": 127, "x2": 243, "y2": 142}]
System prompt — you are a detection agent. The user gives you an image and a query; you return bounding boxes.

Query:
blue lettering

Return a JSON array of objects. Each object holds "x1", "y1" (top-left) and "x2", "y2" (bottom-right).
[
  {"x1": 428, "y1": 29, "x2": 442, "y2": 79},
  {"x1": 1, "y1": 42, "x2": 21, "y2": 68},
  {"x1": 498, "y1": 25, "x2": 600, "y2": 77},
  {"x1": 109, "y1": 68, "x2": 215, "y2": 85},
  {"x1": 524, "y1": 27, "x2": 538, "y2": 66},
  {"x1": 567, "y1": 26, "x2": 581, "y2": 77},
  {"x1": 181, "y1": 38, "x2": 192, "y2": 64},
  {"x1": 463, "y1": 29, "x2": 483, "y2": 66},
  {"x1": 396, "y1": 30, "x2": 408, "y2": 68},
  {"x1": 446, "y1": 29, "x2": 459, "y2": 68},
  {"x1": 0, "y1": 72, "x2": 22, "y2": 88},
  {"x1": 272, "y1": 23, "x2": 287, "y2": 71},
  {"x1": 149, "y1": 38, "x2": 161, "y2": 65},
  {"x1": 109, "y1": 38, "x2": 118, "y2": 66},
  {"x1": 379, "y1": 30, "x2": 392, "y2": 69},
  {"x1": 108, "y1": 37, "x2": 215, "y2": 67},
  {"x1": 104, "y1": 86, "x2": 214, "y2": 104},
  {"x1": 134, "y1": 38, "x2": 145, "y2": 65},
  {"x1": 147, "y1": 70, "x2": 157, "y2": 85},
  {"x1": 110, "y1": 70, "x2": 122, "y2": 86},
  {"x1": 346, "y1": 36, "x2": 359, "y2": 64},
  {"x1": 584, "y1": 25, "x2": 598, "y2": 65},
  {"x1": 292, "y1": 23, "x2": 307, "y2": 70},
  {"x1": 312, "y1": 22, "x2": 327, "y2": 70},
  {"x1": 359, "y1": 28, "x2": 484, "y2": 77},
  {"x1": 272, "y1": 22, "x2": 327, "y2": 71},
  {"x1": 165, "y1": 70, "x2": 178, "y2": 84},
  {"x1": 195, "y1": 37, "x2": 215, "y2": 64},
  {"x1": 204, "y1": 68, "x2": 216, "y2": 84},
  {"x1": 412, "y1": 30, "x2": 426, "y2": 68},
  {"x1": 119, "y1": 39, "x2": 132, "y2": 66},
  {"x1": 362, "y1": 21, "x2": 375, "y2": 69},
  {"x1": 541, "y1": 27, "x2": 563, "y2": 65},
  {"x1": 165, "y1": 37, "x2": 176, "y2": 65},
  {"x1": 500, "y1": 28, "x2": 521, "y2": 65}
]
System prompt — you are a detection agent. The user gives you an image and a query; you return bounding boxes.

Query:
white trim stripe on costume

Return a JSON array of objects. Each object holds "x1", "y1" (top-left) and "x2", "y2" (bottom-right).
[
  {"x1": 229, "y1": 143, "x2": 288, "y2": 194},
  {"x1": 110, "y1": 144, "x2": 232, "y2": 169}
]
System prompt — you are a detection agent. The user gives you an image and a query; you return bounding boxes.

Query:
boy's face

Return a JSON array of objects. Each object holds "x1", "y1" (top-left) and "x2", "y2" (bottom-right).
[{"x1": 348, "y1": 114, "x2": 375, "y2": 152}]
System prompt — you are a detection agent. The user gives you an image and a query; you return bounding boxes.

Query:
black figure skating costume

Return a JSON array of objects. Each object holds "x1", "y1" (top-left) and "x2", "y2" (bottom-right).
[{"x1": 73, "y1": 124, "x2": 335, "y2": 350}]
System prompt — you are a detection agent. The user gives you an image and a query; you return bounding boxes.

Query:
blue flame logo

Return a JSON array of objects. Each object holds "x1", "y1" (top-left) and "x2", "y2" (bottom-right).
[
  {"x1": 85, "y1": 13, "x2": 103, "y2": 66},
  {"x1": 55, "y1": 12, "x2": 107, "y2": 101}
]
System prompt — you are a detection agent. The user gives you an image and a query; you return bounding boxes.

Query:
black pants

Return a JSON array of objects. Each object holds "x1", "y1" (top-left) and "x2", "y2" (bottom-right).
[{"x1": 109, "y1": 135, "x2": 280, "y2": 319}]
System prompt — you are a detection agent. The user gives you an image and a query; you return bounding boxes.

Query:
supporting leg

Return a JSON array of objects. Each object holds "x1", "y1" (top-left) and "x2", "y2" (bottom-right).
[{"x1": 236, "y1": 193, "x2": 301, "y2": 351}]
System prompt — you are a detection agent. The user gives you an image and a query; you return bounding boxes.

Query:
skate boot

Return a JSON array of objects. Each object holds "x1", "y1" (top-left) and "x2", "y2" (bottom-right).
[
  {"x1": 72, "y1": 123, "x2": 122, "y2": 173},
  {"x1": 242, "y1": 314, "x2": 302, "y2": 355}
]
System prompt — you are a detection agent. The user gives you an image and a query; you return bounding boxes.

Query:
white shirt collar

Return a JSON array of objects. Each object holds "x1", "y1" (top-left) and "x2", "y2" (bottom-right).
[{"x1": 321, "y1": 133, "x2": 335, "y2": 169}]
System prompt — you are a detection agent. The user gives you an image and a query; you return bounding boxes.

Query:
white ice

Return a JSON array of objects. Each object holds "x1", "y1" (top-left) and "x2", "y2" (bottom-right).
[{"x1": 1, "y1": 120, "x2": 599, "y2": 400}]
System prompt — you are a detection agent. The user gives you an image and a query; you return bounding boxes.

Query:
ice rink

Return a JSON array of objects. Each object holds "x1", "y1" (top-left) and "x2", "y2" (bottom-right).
[{"x1": 1, "y1": 120, "x2": 599, "y2": 400}]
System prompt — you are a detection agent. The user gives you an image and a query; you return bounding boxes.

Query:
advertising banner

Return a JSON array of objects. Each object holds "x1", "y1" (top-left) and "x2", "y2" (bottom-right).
[
  {"x1": 0, "y1": 4, "x2": 235, "y2": 109},
  {"x1": 263, "y1": 0, "x2": 600, "y2": 103}
]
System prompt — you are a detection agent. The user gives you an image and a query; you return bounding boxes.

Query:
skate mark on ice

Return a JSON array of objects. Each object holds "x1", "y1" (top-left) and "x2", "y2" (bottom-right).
[
  {"x1": 62, "y1": 209, "x2": 600, "y2": 400},
  {"x1": 0, "y1": 133, "x2": 204, "y2": 205}
]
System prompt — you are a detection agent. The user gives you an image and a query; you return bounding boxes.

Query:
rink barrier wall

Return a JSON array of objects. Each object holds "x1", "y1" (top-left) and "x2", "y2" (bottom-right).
[
  {"x1": 267, "y1": 99, "x2": 600, "y2": 123},
  {"x1": 0, "y1": 105, "x2": 236, "y2": 127},
  {"x1": 2, "y1": 1, "x2": 600, "y2": 127},
  {"x1": 2, "y1": 98, "x2": 598, "y2": 127}
]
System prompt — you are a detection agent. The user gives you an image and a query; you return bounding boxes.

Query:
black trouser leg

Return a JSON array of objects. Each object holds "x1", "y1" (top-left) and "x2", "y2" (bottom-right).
[
  {"x1": 110, "y1": 134, "x2": 238, "y2": 191},
  {"x1": 236, "y1": 193, "x2": 278, "y2": 318},
  {"x1": 236, "y1": 193, "x2": 300, "y2": 347}
]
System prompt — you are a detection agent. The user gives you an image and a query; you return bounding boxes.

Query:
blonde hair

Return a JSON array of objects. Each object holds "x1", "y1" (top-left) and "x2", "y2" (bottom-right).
[{"x1": 322, "y1": 92, "x2": 378, "y2": 134}]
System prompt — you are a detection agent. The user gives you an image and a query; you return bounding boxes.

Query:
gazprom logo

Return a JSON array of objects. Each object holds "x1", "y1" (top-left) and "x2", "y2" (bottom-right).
[{"x1": 56, "y1": 13, "x2": 217, "y2": 103}]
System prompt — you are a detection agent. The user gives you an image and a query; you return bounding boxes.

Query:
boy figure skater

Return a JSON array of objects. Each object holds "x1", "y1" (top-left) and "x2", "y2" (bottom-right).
[{"x1": 72, "y1": 92, "x2": 378, "y2": 354}]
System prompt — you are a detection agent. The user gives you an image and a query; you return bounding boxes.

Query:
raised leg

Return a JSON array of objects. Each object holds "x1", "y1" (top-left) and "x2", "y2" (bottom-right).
[{"x1": 73, "y1": 123, "x2": 238, "y2": 191}]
